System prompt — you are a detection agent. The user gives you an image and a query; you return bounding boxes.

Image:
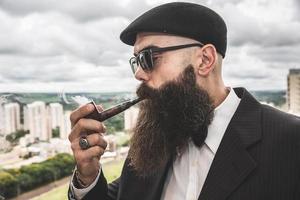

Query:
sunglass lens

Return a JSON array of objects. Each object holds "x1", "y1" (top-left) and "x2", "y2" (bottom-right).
[
  {"x1": 139, "y1": 51, "x2": 152, "y2": 71},
  {"x1": 129, "y1": 57, "x2": 138, "y2": 74}
]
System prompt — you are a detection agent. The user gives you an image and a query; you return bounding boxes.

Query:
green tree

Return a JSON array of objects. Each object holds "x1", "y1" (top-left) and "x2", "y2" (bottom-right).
[
  {"x1": 0, "y1": 171, "x2": 18, "y2": 198},
  {"x1": 1, "y1": 153, "x2": 75, "y2": 198},
  {"x1": 5, "y1": 129, "x2": 29, "y2": 145},
  {"x1": 52, "y1": 127, "x2": 60, "y2": 138},
  {"x1": 105, "y1": 113, "x2": 124, "y2": 134},
  {"x1": 18, "y1": 173, "x2": 34, "y2": 191}
]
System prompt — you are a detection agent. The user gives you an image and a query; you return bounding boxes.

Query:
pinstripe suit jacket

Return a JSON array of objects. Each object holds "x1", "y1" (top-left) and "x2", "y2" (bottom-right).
[{"x1": 68, "y1": 87, "x2": 300, "y2": 200}]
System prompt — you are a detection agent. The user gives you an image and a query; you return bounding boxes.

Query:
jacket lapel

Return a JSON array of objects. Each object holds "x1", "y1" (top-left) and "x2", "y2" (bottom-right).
[{"x1": 199, "y1": 88, "x2": 262, "y2": 200}]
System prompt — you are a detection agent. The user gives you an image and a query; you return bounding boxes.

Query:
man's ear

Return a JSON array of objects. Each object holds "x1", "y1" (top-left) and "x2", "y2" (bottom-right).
[{"x1": 196, "y1": 44, "x2": 217, "y2": 77}]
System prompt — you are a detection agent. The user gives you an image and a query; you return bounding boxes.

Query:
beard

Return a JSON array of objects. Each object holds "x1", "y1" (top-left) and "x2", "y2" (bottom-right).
[{"x1": 127, "y1": 65, "x2": 214, "y2": 177}]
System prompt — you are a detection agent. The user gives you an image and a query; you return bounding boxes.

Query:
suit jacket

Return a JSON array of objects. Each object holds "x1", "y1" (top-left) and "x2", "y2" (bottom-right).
[{"x1": 69, "y1": 87, "x2": 300, "y2": 200}]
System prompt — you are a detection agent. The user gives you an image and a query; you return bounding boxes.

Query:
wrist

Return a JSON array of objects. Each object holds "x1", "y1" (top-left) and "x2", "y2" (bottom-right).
[{"x1": 74, "y1": 170, "x2": 98, "y2": 188}]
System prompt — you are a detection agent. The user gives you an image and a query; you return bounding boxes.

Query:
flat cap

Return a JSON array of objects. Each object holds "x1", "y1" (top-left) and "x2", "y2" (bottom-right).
[{"x1": 120, "y1": 2, "x2": 227, "y2": 57}]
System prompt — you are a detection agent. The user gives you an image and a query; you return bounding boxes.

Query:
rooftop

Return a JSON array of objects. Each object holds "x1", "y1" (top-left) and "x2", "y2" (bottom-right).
[{"x1": 289, "y1": 69, "x2": 300, "y2": 74}]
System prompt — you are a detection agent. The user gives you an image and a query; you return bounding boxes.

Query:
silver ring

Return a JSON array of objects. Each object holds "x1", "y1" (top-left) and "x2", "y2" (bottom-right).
[{"x1": 79, "y1": 136, "x2": 90, "y2": 150}]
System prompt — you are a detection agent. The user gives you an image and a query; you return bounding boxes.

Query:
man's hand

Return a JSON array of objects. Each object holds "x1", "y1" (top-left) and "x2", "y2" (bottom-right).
[{"x1": 68, "y1": 103, "x2": 108, "y2": 186}]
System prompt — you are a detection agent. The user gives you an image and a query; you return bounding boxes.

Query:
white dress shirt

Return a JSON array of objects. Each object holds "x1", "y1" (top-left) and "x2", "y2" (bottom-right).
[
  {"x1": 161, "y1": 87, "x2": 240, "y2": 200},
  {"x1": 71, "y1": 87, "x2": 241, "y2": 200}
]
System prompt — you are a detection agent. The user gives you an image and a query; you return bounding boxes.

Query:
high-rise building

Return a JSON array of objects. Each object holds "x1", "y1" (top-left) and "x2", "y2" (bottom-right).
[
  {"x1": 24, "y1": 101, "x2": 51, "y2": 141},
  {"x1": 4, "y1": 103, "x2": 21, "y2": 135},
  {"x1": 287, "y1": 69, "x2": 300, "y2": 115},
  {"x1": 124, "y1": 106, "x2": 139, "y2": 133},
  {"x1": 0, "y1": 104, "x2": 4, "y2": 135},
  {"x1": 61, "y1": 111, "x2": 72, "y2": 140},
  {"x1": 48, "y1": 103, "x2": 72, "y2": 140},
  {"x1": 49, "y1": 103, "x2": 64, "y2": 136}
]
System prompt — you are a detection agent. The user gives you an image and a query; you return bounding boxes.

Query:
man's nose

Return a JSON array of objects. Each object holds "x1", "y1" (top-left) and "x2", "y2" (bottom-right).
[{"x1": 134, "y1": 66, "x2": 151, "y2": 82}]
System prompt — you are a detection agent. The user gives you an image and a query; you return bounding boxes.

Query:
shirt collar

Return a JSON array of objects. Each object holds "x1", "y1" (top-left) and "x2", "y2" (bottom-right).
[{"x1": 204, "y1": 87, "x2": 241, "y2": 154}]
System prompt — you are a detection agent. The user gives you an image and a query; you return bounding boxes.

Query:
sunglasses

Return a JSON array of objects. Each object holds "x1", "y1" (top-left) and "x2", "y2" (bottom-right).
[{"x1": 129, "y1": 43, "x2": 204, "y2": 74}]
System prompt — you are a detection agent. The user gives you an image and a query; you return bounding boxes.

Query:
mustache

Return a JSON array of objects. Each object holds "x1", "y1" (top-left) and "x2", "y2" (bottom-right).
[{"x1": 136, "y1": 66, "x2": 197, "y2": 100}]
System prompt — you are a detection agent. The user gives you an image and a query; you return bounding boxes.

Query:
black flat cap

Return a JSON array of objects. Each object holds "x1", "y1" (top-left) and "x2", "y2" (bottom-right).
[{"x1": 120, "y1": 2, "x2": 227, "y2": 57}]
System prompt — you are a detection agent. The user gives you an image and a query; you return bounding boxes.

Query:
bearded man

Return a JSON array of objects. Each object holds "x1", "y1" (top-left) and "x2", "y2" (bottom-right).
[{"x1": 68, "y1": 2, "x2": 300, "y2": 200}]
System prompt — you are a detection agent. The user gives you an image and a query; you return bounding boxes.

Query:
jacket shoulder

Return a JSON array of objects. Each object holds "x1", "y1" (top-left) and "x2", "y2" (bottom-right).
[{"x1": 261, "y1": 104, "x2": 300, "y2": 136}]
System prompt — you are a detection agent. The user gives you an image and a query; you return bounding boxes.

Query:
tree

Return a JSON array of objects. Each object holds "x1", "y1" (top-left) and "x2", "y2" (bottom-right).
[
  {"x1": 0, "y1": 171, "x2": 18, "y2": 198},
  {"x1": 105, "y1": 113, "x2": 124, "y2": 134},
  {"x1": 52, "y1": 127, "x2": 60, "y2": 138},
  {"x1": 1, "y1": 153, "x2": 75, "y2": 199},
  {"x1": 5, "y1": 129, "x2": 29, "y2": 145}
]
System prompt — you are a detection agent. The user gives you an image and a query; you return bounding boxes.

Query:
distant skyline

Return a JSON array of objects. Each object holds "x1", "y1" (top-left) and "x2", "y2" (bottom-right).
[{"x1": 0, "y1": 0, "x2": 299, "y2": 92}]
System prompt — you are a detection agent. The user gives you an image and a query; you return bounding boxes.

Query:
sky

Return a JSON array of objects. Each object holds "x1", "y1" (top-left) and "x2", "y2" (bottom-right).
[{"x1": 0, "y1": 0, "x2": 299, "y2": 93}]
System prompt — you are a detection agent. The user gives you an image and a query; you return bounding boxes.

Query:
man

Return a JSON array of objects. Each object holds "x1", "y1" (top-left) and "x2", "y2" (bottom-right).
[{"x1": 68, "y1": 2, "x2": 300, "y2": 200}]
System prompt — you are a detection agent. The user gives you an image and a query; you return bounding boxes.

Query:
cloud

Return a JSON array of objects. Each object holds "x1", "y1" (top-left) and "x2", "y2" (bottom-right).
[
  {"x1": 0, "y1": 8, "x2": 132, "y2": 63},
  {"x1": 248, "y1": 45, "x2": 300, "y2": 63},
  {"x1": 222, "y1": 45, "x2": 293, "y2": 91},
  {"x1": 0, "y1": 55, "x2": 92, "y2": 82},
  {"x1": 0, "y1": 2, "x2": 140, "y2": 92},
  {"x1": 0, "y1": 0, "x2": 298, "y2": 92},
  {"x1": 0, "y1": 53, "x2": 137, "y2": 92},
  {"x1": 0, "y1": 0, "x2": 151, "y2": 21},
  {"x1": 219, "y1": 1, "x2": 300, "y2": 48},
  {"x1": 293, "y1": 0, "x2": 300, "y2": 21}
]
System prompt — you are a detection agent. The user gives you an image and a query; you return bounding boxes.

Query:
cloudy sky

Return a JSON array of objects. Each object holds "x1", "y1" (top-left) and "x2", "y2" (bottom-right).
[{"x1": 0, "y1": 0, "x2": 299, "y2": 93}]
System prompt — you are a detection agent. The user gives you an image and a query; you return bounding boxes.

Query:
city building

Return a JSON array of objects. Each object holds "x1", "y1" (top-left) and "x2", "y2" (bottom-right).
[
  {"x1": 49, "y1": 103, "x2": 64, "y2": 129},
  {"x1": 61, "y1": 110, "x2": 72, "y2": 140},
  {"x1": 24, "y1": 101, "x2": 51, "y2": 141},
  {"x1": 124, "y1": 106, "x2": 139, "y2": 133},
  {"x1": 48, "y1": 103, "x2": 70, "y2": 139},
  {"x1": 0, "y1": 103, "x2": 4, "y2": 135},
  {"x1": 287, "y1": 69, "x2": 300, "y2": 115},
  {"x1": 4, "y1": 103, "x2": 21, "y2": 135}
]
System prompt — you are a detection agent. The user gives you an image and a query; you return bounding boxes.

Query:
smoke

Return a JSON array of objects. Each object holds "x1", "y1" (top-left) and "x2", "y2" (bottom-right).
[
  {"x1": 70, "y1": 95, "x2": 91, "y2": 106},
  {"x1": 0, "y1": 94, "x2": 12, "y2": 104},
  {"x1": 58, "y1": 90, "x2": 91, "y2": 106}
]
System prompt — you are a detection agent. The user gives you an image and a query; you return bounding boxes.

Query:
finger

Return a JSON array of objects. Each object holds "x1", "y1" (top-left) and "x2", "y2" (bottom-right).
[
  {"x1": 85, "y1": 145, "x2": 105, "y2": 160},
  {"x1": 86, "y1": 133, "x2": 108, "y2": 149},
  {"x1": 68, "y1": 118, "x2": 106, "y2": 142},
  {"x1": 70, "y1": 103, "x2": 95, "y2": 127},
  {"x1": 71, "y1": 133, "x2": 108, "y2": 151},
  {"x1": 74, "y1": 146, "x2": 104, "y2": 164}
]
